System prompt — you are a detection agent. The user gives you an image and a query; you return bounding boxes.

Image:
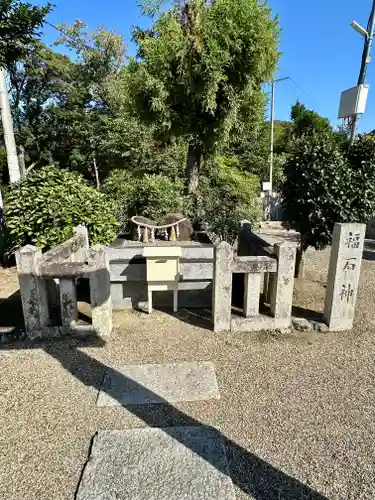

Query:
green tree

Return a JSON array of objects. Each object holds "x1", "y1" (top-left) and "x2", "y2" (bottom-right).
[
  {"x1": 128, "y1": 0, "x2": 280, "y2": 197},
  {"x1": 290, "y1": 101, "x2": 331, "y2": 138},
  {"x1": 4, "y1": 166, "x2": 118, "y2": 254},
  {"x1": 0, "y1": 0, "x2": 51, "y2": 257},
  {"x1": 282, "y1": 133, "x2": 375, "y2": 276},
  {"x1": 6, "y1": 23, "x2": 131, "y2": 184},
  {"x1": 0, "y1": 0, "x2": 52, "y2": 68},
  {"x1": 199, "y1": 155, "x2": 262, "y2": 243},
  {"x1": 7, "y1": 42, "x2": 75, "y2": 169},
  {"x1": 222, "y1": 89, "x2": 270, "y2": 178}
]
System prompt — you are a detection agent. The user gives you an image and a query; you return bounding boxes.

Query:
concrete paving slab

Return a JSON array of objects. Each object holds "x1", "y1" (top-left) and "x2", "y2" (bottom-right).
[
  {"x1": 76, "y1": 427, "x2": 236, "y2": 500},
  {"x1": 96, "y1": 362, "x2": 220, "y2": 407}
]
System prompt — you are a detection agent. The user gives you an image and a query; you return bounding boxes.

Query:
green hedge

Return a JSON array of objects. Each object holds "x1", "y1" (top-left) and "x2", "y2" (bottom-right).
[
  {"x1": 102, "y1": 170, "x2": 189, "y2": 228},
  {"x1": 199, "y1": 155, "x2": 261, "y2": 243},
  {"x1": 4, "y1": 166, "x2": 118, "y2": 254}
]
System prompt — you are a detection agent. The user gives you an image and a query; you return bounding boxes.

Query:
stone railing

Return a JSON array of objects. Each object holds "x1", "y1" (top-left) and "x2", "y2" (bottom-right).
[
  {"x1": 16, "y1": 226, "x2": 112, "y2": 340},
  {"x1": 213, "y1": 223, "x2": 297, "y2": 332},
  {"x1": 15, "y1": 221, "x2": 366, "y2": 338}
]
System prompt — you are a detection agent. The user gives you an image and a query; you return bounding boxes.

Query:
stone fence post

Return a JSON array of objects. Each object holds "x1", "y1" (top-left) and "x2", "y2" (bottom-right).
[
  {"x1": 88, "y1": 245, "x2": 112, "y2": 336},
  {"x1": 72, "y1": 224, "x2": 89, "y2": 262},
  {"x1": 269, "y1": 242, "x2": 297, "y2": 328},
  {"x1": 16, "y1": 245, "x2": 49, "y2": 338},
  {"x1": 213, "y1": 242, "x2": 233, "y2": 332},
  {"x1": 324, "y1": 223, "x2": 365, "y2": 330}
]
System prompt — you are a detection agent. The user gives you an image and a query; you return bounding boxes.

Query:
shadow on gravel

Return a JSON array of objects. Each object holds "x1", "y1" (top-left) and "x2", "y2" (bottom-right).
[
  {"x1": 0, "y1": 290, "x2": 24, "y2": 329},
  {"x1": 362, "y1": 250, "x2": 375, "y2": 261},
  {"x1": 292, "y1": 305, "x2": 324, "y2": 323},
  {"x1": 30, "y1": 341, "x2": 328, "y2": 500}
]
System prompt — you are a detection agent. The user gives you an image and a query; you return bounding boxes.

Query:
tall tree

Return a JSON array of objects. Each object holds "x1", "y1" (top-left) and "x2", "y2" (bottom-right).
[
  {"x1": 0, "y1": 0, "x2": 51, "y2": 184},
  {"x1": 7, "y1": 42, "x2": 74, "y2": 168},
  {"x1": 128, "y1": 0, "x2": 280, "y2": 197},
  {"x1": 0, "y1": 0, "x2": 51, "y2": 68},
  {"x1": 290, "y1": 101, "x2": 331, "y2": 137}
]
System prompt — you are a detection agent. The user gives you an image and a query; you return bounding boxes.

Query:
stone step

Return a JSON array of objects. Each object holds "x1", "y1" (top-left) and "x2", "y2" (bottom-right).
[
  {"x1": 96, "y1": 362, "x2": 220, "y2": 407},
  {"x1": 76, "y1": 427, "x2": 236, "y2": 500}
]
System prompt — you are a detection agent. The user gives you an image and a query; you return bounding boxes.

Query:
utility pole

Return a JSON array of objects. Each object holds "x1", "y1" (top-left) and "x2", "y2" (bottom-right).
[
  {"x1": 350, "y1": 1, "x2": 375, "y2": 145},
  {"x1": 269, "y1": 77, "x2": 289, "y2": 193},
  {"x1": 0, "y1": 67, "x2": 20, "y2": 183}
]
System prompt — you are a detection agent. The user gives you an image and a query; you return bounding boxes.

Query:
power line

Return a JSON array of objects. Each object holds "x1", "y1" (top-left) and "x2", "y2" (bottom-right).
[
  {"x1": 289, "y1": 77, "x2": 309, "y2": 99},
  {"x1": 44, "y1": 20, "x2": 96, "y2": 52},
  {"x1": 287, "y1": 81, "x2": 301, "y2": 99}
]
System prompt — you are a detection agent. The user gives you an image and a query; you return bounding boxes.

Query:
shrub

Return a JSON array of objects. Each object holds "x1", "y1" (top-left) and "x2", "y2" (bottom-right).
[
  {"x1": 102, "y1": 170, "x2": 189, "y2": 228},
  {"x1": 282, "y1": 132, "x2": 375, "y2": 252},
  {"x1": 199, "y1": 155, "x2": 262, "y2": 244},
  {"x1": 345, "y1": 134, "x2": 375, "y2": 223},
  {"x1": 134, "y1": 174, "x2": 189, "y2": 222},
  {"x1": 4, "y1": 166, "x2": 118, "y2": 254},
  {"x1": 101, "y1": 169, "x2": 137, "y2": 231}
]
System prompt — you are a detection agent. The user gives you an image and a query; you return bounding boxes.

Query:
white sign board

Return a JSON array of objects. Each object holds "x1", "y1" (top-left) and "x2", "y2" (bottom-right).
[
  {"x1": 338, "y1": 84, "x2": 369, "y2": 119},
  {"x1": 262, "y1": 181, "x2": 271, "y2": 192}
]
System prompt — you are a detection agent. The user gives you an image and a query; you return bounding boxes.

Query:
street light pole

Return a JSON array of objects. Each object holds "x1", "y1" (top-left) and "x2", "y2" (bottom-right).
[
  {"x1": 350, "y1": 0, "x2": 375, "y2": 145},
  {"x1": 269, "y1": 80, "x2": 275, "y2": 194},
  {"x1": 269, "y1": 77, "x2": 289, "y2": 193}
]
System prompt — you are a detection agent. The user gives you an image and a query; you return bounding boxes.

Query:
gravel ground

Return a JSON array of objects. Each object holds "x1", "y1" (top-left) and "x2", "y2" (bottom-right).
[{"x1": 1, "y1": 247, "x2": 375, "y2": 499}]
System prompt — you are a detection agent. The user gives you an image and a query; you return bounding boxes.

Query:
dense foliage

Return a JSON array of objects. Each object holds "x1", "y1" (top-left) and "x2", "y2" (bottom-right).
[
  {"x1": 282, "y1": 134, "x2": 375, "y2": 252},
  {"x1": 2, "y1": 1, "x2": 375, "y2": 257},
  {"x1": 1, "y1": 1, "x2": 325, "y2": 252},
  {"x1": 0, "y1": 0, "x2": 51, "y2": 67},
  {"x1": 290, "y1": 101, "x2": 331, "y2": 138},
  {"x1": 102, "y1": 170, "x2": 189, "y2": 230},
  {"x1": 128, "y1": 0, "x2": 280, "y2": 195},
  {"x1": 200, "y1": 156, "x2": 262, "y2": 244},
  {"x1": 4, "y1": 167, "x2": 118, "y2": 253}
]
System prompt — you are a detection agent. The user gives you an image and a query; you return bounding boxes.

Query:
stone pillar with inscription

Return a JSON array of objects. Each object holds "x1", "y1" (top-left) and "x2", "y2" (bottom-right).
[{"x1": 324, "y1": 223, "x2": 365, "y2": 331}]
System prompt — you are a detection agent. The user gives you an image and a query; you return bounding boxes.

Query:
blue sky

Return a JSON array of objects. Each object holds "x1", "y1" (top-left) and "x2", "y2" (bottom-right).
[{"x1": 35, "y1": 0, "x2": 375, "y2": 132}]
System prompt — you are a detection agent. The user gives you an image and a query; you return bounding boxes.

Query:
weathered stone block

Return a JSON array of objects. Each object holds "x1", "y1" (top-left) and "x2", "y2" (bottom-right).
[
  {"x1": 88, "y1": 245, "x2": 112, "y2": 336},
  {"x1": 164, "y1": 213, "x2": 194, "y2": 241},
  {"x1": 97, "y1": 362, "x2": 220, "y2": 407},
  {"x1": 269, "y1": 242, "x2": 296, "y2": 323},
  {"x1": 324, "y1": 223, "x2": 365, "y2": 331},
  {"x1": 292, "y1": 317, "x2": 313, "y2": 332},
  {"x1": 213, "y1": 242, "x2": 233, "y2": 332},
  {"x1": 16, "y1": 245, "x2": 49, "y2": 338},
  {"x1": 59, "y1": 279, "x2": 78, "y2": 328},
  {"x1": 76, "y1": 427, "x2": 235, "y2": 500},
  {"x1": 243, "y1": 273, "x2": 261, "y2": 317}
]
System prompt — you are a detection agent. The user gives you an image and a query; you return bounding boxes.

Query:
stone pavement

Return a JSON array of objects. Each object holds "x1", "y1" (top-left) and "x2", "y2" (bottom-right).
[
  {"x1": 76, "y1": 427, "x2": 236, "y2": 500},
  {"x1": 96, "y1": 361, "x2": 220, "y2": 407},
  {"x1": 79, "y1": 361, "x2": 234, "y2": 499}
]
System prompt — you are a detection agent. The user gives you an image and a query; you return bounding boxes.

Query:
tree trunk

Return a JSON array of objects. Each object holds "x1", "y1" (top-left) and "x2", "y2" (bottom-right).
[
  {"x1": 93, "y1": 153, "x2": 100, "y2": 189},
  {"x1": 187, "y1": 143, "x2": 201, "y2": 196},
  {"x1": 18, "y1": 145, "x2": 26, "y2": 179},
  {"x1": 295, "y1": 246, "x2": 307, "y2": 278}
]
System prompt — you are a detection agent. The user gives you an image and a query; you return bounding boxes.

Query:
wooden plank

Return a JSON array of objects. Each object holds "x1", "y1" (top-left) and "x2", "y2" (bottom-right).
[{"x1": 232, "y1": 256, "x2": 277, "y2": 273}]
